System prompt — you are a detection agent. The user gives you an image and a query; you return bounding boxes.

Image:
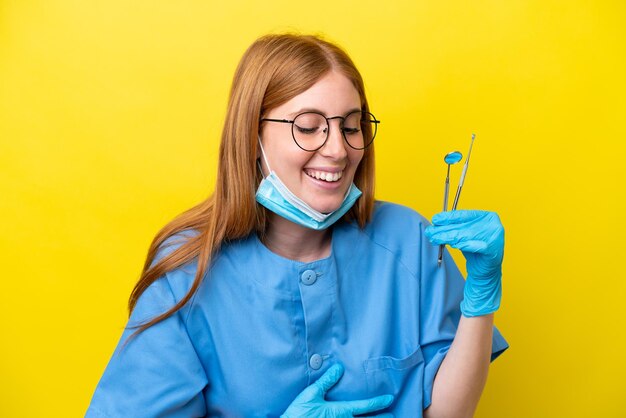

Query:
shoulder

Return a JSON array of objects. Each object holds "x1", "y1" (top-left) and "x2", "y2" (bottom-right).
[
  {"x1": 355, "y1": 201, "x2": 432, "y2": 270},
  {"x1": 152, "y1": 229, "x2": 201, "y2": 265},
  {"x1": 148, "y1": 229, "x2": 202, "y2": 305},
  {"x1": 338, "y1": 200, "x2": 431, "y2": 255},
  {"x1": 365, "y1": 201, "x2": 430, "y2": 238},
  {"x1": 336, "y1": 201, "x2": 432, "y2": 280}
]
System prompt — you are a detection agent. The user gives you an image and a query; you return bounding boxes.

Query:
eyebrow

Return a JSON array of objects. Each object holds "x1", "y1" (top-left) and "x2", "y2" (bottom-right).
[{"x1": 287, "y1": 107, "x2": 362, "y2": 118}]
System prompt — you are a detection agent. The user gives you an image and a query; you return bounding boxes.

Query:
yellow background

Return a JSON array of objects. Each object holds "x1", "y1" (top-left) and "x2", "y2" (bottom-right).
[{"x1": 1, "y1": 1, "x2": 625, "y2": 417}]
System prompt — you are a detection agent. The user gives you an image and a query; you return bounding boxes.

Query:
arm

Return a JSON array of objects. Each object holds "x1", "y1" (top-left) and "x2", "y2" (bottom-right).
[
  {"x1": 85, "y1": 274, "x2": 208, "y2": 417},
  {"x1": 424, "y1": 314, "x2": 494, "y2": 418},
  {"x1": 424, "y1": 210, "x2": 505, "y2": 418}
]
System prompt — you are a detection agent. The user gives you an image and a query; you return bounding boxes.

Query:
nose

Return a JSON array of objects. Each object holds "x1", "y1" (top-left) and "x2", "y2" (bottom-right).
[{"x1": 319, "y1": 118, "x2": 348, "y2": 159}]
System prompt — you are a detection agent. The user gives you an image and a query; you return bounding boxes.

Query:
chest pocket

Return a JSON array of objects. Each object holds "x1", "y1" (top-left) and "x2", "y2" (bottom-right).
[{"x1": 364, "y1": 346, "x2": 425, "y2": 398}]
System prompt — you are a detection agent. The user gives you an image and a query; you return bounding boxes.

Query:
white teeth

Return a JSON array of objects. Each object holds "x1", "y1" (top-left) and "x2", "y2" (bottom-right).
[{"x1": 305, "y1": 169, "x2": 343, "y2": 182}]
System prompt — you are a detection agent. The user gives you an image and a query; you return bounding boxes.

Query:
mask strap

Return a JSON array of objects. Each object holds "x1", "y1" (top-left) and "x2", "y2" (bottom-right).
[{"x1": 257, "y1": 137, "x2": 272, "y2": 176}]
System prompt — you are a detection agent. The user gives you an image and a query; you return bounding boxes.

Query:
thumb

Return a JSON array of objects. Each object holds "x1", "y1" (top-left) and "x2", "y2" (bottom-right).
[{"x1": 313, "y1": 363, "x2": 344, "y2": 395}]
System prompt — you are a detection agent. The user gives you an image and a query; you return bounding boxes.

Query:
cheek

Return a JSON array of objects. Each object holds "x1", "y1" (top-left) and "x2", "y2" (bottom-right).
[
  {"x1": 277, "y1": 151, "x2": 314, "y2": 180},
  {"x1": 348, "y1": 149, "x2": 365, "y2": 170}
]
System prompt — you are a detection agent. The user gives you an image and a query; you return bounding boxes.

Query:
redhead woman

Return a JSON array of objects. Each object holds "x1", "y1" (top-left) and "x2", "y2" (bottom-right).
[{"x1": 86, "y1": 33, "x2": 508, "y2": 417}]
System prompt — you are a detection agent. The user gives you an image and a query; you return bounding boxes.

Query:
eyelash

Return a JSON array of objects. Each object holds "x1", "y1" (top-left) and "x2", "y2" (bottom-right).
[
  {"x1": 296, "y1": 126, "x2": 319, "y2": 134},
  {"x1": 342, "y1": 128, "x2": 360, "y2": 135},
  {"x1": 294, "y1": 126, "x2": 361, "y2": 135}
]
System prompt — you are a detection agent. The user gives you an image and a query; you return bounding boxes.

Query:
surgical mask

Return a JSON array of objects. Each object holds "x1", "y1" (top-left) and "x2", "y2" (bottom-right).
[{"x1": 255, "y1": 138, "x2": 362, "y2": 230}]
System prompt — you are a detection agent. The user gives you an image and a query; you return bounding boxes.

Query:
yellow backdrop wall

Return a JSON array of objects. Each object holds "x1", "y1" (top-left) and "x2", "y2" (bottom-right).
[{"x1": 1, "y1": 1, "x2": 624, "y2": 417}]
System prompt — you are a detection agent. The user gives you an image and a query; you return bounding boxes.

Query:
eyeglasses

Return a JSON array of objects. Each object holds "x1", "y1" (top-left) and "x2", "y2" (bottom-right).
[{"x1": 260, "y1": 110, "x2": 380, "y2": 151}]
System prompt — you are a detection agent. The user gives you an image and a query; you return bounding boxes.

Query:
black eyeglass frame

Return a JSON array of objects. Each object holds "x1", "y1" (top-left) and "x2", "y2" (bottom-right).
[{"x1": 260, "y1": 110, "x2": 380, "y2": 152}]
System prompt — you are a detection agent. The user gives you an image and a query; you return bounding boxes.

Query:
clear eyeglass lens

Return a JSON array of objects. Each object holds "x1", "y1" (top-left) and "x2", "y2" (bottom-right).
[
  {"x1": 343, "y1": 111, "x2": 377, "y2": 150},
  {"x1": 293, "y1": 113, "x2": 328, "y2": 150},
  {"x1": 292, "y1": 111, "x2": 377, "y2": 151},
  {"x1": 343, "y1": 111, "x2": 365, "y2": 149}
]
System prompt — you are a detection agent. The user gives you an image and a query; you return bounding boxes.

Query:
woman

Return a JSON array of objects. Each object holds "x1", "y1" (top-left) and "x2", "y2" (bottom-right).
[{"x1": 86, "y1": 33, "x2": 508, "y2": 417}]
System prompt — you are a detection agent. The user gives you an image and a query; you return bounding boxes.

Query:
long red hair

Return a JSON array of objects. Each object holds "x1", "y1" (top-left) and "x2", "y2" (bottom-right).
[{"x1": 126, "y1": 33, "x2": 376, "y2": 338}]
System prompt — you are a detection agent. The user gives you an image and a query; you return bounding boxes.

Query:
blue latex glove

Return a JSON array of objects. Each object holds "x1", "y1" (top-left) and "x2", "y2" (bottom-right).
[
  {"x1": 425, "y1": 210, "x2": 504, "y2": 317},
  {"x1": 281, "y1": 364, "x2": 394, "y2": 417}
]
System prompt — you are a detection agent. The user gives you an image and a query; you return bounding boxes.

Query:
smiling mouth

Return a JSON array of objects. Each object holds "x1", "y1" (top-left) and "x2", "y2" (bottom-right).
[{"x1": 304, "y1": 169, "x2": 343, "y2": 182}]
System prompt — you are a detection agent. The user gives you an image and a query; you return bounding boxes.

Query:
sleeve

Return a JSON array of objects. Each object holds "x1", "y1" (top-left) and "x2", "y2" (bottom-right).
[
  {"x1": 418, "y1": 236, "x2": 509, "y2": 411},
  {"x1": 85, "y1": 273, "x2": 208, "y2": 417}
]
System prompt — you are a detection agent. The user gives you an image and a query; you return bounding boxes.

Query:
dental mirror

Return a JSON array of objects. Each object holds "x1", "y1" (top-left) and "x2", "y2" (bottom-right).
[
  {"x1": 443, "y1": 151, "x2": 463, "y2": 212},
  {"x1": 444, "y1": 151, "x2": 463, "y2": 165},
  {"x1": 437, "y1": 150, "x2": 463, "y2": 266},
  {"x1": 437, "y1": 151, "x2": 463, "y2": 267}
]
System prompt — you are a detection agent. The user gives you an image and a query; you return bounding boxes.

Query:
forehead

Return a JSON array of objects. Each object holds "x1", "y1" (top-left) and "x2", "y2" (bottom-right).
[{"x1": 271, "y1": 71, "x2": 361, "y2": 118}]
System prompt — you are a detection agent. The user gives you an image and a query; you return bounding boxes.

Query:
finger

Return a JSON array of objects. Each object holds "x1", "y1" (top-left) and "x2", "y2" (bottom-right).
[
  {"x1": 335, "y1": 394, "x2": 394, "y2": 414},
  {"x1": 432, "y1": 210, "x2": 490, "y2": 226},
  {"x1": 425, "y1": 222, "x2": 469, "y2": 237},
  {"x1": 424, "y1": 224, "x2": 465, "y2": 242},
  {"x1": 428, "y1": 228, "x2": 489, "y2": 251},
  {"x1": 425, "y1": 225, "x2": 490, "y2": 245},
  {"x1": 313, "y1": 363, "x2": 344, "y2": 395},
  {"x1": 451, "y1": 239, "x2": 488, "y2": 253},
  {"x1": 372, "y1": 414, "x2": 395, "y2": 418},
  {"x1": 427, "y1": 218, "x2": 503, "y2": 242}
]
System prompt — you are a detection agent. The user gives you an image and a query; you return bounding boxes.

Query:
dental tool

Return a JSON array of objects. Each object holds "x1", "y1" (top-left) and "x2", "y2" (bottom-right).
[
  {"x1": 437, "y1": 133, "x2": 476, "y2": 266},
  {"x1": 437, "y1": 151, "x2": 462, "y2": 266},
  {"x1": 442, "y1": 151, "x2": 463, "y2": 213}
]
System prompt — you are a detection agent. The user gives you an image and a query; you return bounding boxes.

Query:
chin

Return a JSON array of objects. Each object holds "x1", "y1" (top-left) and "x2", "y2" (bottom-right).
[
  {"x1": 301, "y1": 188, "x2": 349, "y2": 214},
  {"x1": 310, "y1": 201, "x2": 342, "y2": 214}
]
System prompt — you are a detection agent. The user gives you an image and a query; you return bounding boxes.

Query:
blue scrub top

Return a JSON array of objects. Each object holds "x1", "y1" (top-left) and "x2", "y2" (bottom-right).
[{"x1": 86, "y1": 202, "x2": 508, "y2": 417}]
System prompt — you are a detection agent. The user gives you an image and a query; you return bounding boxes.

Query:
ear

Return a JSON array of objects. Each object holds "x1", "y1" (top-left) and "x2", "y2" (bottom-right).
[
  {"x1": 256, "y1": 134, "x2": 262, "y2": 160},
  {"x1": 256, "y1": 135, "x2": 271, "y2": 177}
]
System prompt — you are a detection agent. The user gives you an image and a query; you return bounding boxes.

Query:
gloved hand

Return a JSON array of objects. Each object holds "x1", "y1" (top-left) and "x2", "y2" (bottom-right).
[
  {"x1": 281, "y1": 363, "x2": 394, "y2": 417},
  {"x1": 425, "y1": 210, "x2": 504, "y2": 317}
]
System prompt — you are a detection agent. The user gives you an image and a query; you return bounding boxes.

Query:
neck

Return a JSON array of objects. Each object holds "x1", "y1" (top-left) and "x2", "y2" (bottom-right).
[{"x1": 261, "y1": 213, "x2": 332, "y2": 262}]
